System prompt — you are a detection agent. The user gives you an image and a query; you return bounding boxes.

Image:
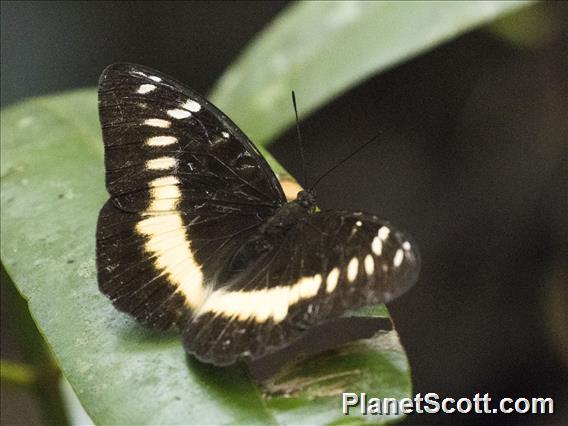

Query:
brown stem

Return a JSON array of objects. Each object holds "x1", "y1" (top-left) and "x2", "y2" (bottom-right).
[{"x1": 1, "y1": 263, "x2": 70, "y2": 426}]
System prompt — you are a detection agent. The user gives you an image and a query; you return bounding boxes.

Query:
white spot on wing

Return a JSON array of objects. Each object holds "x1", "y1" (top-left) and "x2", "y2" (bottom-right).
[
  {"x1": 146, "y1": 157, "x2": 177, "y2": 170},
  {"x1": 182, "y1": 99, "x2": 202, "y2": 112},
  {"x1": 148, "y1": 75, "x2": 162, "y2": 82},
  {"x1": 221, "y1": 131, "x2": 230, "y2": 138},
  {"x1": 137, "y1": 214, "x2": 205, "y2": 307},
  {"x1": 197, "y1": 273, "x2": 323, "y2": 324},
  {"x1": 364, "y1": 254, "x2": 375, "y2": 275},
  {"x1": 149, "y1": 176, "x2": 179, "y2": 187},
  {"x1": 393, "y1": 249, "x2": 404, "y2": 267},
  {"x1": 378, "y1": 226, "x2": 390, "y2": 241},
  {"x1": 299, "y1": 274, "x2": 322, "y2": 298},
  {"x1": 356, "y1": 220, "x2": 362, "y2": 227},
  {"x1": 152, "y1": 184, "x2": 179, "y2": 199},
  {"x1": 146, "y1": 136, "x2": 177, "y2": 146},
  {"x1": 137, "y1": 84, "x2": 156, "y2": 94},
  {"x1": 136, "y1": 176, "x2": 206, "y2": 309},
  {"x1": 272, "y1": 297, "x2": 289, "y2": 322},
  {"x1": 148, "y1": 176, "x2": 180, "y2": 211},
  {"x1": 167, "y1": 109, "x2": 192, "y2": 119},
  {"x1": 326, "y1": 267, "x2": 340, "y2": 293},
  {"x1": 144, "y1": 118, "x2": 170, "y2": 128},
  {"x1": 372, "y1": 237, "x2": 383, "y2": 256},
  {"x1": 402, "y1": 241, "x2": 411, "y2": 251},
  {"x1": 148, "y1": 183, "x2": 180, "y2": 211},
  {"x1": 347, "y1": 257, "x2": 359, "y2": 282}
]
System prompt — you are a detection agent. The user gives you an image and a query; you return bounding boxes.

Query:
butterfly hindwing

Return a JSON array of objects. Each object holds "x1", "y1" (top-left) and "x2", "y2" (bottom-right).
[
  {"x1": 183, "y1": 211, "x2": 420, "y2": 365},
  {"x1": 97, "y1": 63, "x2": 285, "y2": 329}
]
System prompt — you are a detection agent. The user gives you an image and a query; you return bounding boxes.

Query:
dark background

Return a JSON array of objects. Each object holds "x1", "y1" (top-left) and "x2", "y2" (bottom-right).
[{"x1": 2, "y1": 1, "x2": 566, "y2": 425}]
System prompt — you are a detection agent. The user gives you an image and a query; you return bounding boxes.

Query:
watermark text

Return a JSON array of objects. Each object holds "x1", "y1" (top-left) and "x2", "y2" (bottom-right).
[{"x1": 342, "y1": 392, "x2": 554, "y2": 416}]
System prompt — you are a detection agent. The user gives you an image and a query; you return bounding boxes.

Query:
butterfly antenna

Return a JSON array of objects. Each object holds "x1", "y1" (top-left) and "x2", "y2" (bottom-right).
[
  {"x1": 292, "y1": 91, "x2": 308, "y2": 189},
  {"x1": 310, "y1": 130, "x2": 383, "y2": 190}
]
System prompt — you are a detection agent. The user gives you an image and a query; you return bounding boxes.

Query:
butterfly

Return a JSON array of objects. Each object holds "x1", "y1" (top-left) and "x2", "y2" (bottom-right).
[{"x1": 96, "y1": 63, "x2": 420, "y2": 366}]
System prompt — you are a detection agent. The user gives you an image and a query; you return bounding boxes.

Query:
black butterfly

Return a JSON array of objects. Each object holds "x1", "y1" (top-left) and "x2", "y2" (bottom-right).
[{"x1": 97, "y1": 63, "x2": 420, "y2": 366}]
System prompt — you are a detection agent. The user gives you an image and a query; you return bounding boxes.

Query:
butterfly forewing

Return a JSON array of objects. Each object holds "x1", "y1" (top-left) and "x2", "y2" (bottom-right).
[
  {"x1": 98, "y1": 63, "x2": 284, "y2": 206},
  {"x1": 96, "y1": 63, "x2": 420, "y2": 365},
  {"x1": 97, "y1": 63, "x2": 285, "y2": 329}
]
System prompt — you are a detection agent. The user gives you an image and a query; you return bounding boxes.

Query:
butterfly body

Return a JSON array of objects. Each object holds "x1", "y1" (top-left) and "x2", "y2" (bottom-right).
[{"x1": 97, "y1": 63, "x2": 420, "y2": 366}]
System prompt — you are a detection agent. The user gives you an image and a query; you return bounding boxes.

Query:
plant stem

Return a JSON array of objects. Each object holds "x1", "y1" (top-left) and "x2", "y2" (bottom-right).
[
  {"x1": 0, "y1": 359, "x2": 38, "y2": 389},
  {"x1": 1, "y1": 263, "x2": 70, "y2": 426}
]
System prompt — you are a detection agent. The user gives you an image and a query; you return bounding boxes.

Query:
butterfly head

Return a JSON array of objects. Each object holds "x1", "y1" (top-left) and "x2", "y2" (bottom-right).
[{"x1": 296, "y1": 189, "x2": 317, "y2": 211}]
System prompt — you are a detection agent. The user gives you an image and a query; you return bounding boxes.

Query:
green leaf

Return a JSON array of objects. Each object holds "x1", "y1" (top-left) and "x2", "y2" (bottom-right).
[
  {"x1": 1, "y1": 90, "x2": 408, "y2": 425},
  {"x1": 0, "y1": 360, "x2": 38, "y2": 389},
  {"x1": 1, "y1": 2, "x2": 534, "y2": 424},
  {"x1": 211, "y1": 1, "x2": 534, "y2": 144},
  {"x1": 487, "y1": 4, "x2": 557, "y2": 49}
]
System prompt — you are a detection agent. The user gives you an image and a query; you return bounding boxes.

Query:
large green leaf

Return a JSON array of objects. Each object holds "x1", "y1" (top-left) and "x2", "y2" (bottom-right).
[
  {"x1": 1, "y1": 2, "x2": 533, "y2": 424},
  {"x1": 1, "y1": 91, "x2": 408, "y2": 425},
  {"x1": 211, "y1": 1, "x2": 533, "y2": 144}
]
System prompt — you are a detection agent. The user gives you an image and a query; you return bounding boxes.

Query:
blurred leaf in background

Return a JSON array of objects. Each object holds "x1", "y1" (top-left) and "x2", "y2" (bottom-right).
[{"x1": 1, "y1": 1, "x2": 538, "y2": 424}]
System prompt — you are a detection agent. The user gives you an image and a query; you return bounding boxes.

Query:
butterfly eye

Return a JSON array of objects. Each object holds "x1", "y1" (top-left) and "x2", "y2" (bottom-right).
[{"x1": 296, "y1": 190, "x2": 316, "y2": 209}]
